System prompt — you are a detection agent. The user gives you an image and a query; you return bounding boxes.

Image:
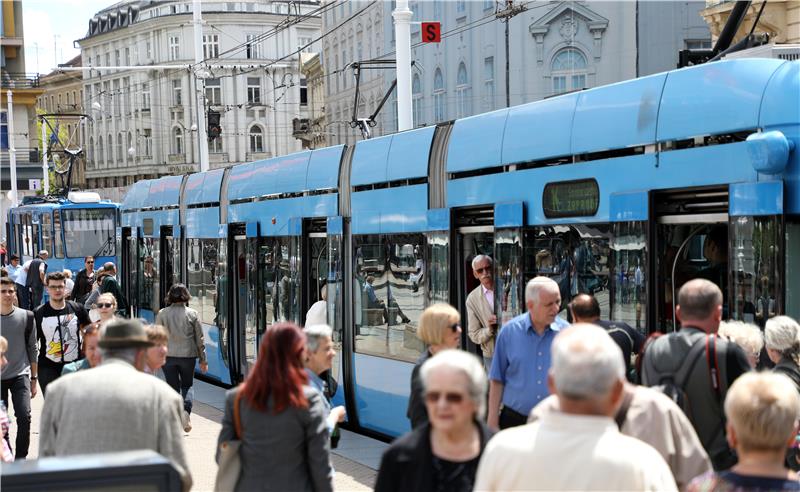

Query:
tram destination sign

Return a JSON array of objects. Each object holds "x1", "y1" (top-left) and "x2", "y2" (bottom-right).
[{"x1": 542, "y1": 178, "x2": 599, "y2": 218}]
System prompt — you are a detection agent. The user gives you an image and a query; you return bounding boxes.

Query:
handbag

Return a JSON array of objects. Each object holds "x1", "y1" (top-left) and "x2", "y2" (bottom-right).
[{"x1": 214, "y1": 389, "x2": 244, "y2": 492}]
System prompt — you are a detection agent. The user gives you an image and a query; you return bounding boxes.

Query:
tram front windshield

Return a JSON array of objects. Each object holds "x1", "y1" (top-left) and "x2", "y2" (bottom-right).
[{"x1": 62, "y1": 208, "x2": 116, "y2": 258}]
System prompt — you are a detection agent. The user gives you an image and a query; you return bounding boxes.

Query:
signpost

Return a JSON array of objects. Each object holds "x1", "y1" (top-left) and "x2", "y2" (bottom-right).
[{"x1": 421, "y1": 22, "x2": 441, "y2": 43}]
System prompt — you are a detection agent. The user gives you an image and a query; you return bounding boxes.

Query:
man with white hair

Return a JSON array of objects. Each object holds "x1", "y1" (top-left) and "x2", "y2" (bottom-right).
[
  {"x1": 303, "y1": 324, "x2": 346, "y2": 441},
  {"x1": 466, "y1": 255, "x2": 498, "y2": 373},
  {"x1": 475, "y1": 324, "x2": 677, "y2": 491},
  {"x1": 487, "y1": 276, "x2": 569, "y2": 430}
]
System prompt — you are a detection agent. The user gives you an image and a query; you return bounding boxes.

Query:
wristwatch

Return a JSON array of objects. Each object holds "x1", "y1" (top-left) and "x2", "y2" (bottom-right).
[{"x1": 30, "y1": 376, "x2": 37, "y2": 381}]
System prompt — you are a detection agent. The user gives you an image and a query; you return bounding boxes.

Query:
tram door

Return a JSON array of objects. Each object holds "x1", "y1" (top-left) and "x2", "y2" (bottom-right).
[
  {"x1": 119, "y1": 226, "x2": 135, "y2": 317},
  {"x1": 652, "y1": 187, "x2": 729, "y2": 333},
  {"x1": 227, "y1": 222, "x2": 258, "y2": 383},
  {"x1": 158, "y1": 226, "x2": 176, "y2": 310},
  {"x1": 452, "y1": 207, "x2": 494, "y2": 356},
  {"x1": 300, "y1": 218, "x2": 329, "y2": 326}
]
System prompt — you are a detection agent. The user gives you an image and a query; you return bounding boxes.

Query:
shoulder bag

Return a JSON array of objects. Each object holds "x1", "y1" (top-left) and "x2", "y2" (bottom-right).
[{"x1": 215, "y1": 389, "x2": 244, "y2": 492}]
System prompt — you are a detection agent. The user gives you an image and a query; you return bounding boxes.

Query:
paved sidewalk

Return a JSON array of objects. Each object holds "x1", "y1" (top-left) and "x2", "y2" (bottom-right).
[{"x1": 10, "y1": 379, "x2": 386, "y2": 491}]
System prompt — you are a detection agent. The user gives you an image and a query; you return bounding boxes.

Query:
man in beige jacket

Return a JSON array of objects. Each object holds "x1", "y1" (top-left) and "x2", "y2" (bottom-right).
[
  {"x1": 466, "y1": 255, "x2": 498, "y2": 373},
  {"x1": 40, "y1": 319, "x2": 192, "y2": 491}
]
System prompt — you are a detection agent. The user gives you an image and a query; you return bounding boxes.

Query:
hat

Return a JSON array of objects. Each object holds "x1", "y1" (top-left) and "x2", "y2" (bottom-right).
[{"x1": 98, "y1": 319, "x2": 153, "y2": 348}]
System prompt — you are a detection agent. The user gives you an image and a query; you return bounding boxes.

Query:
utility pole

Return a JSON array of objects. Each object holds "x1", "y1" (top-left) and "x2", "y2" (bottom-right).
[
  {"x1": 193, "y1": 0, "x2": 210, "y2": 172},
  {"x1": 496, "y1": 1, "x2": 526, "y2": 108},
  {"x1": 53, "y1": 35, "x2": 59, "y2": 68},
  {"x1": 41, "y1": 113, "x2": 49, "y2": 192},
  {"x1": 7, "y1": 91, "x2": 18, "y2": 206},
  {"x1": 393, "y1": 0, "x2": 413, "y2": 131}
]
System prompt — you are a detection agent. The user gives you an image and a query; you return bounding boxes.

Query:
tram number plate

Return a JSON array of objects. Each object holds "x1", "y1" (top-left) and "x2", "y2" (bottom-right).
[{"x1": 542, "y1": 179, "x2": 599, "y2": 218}]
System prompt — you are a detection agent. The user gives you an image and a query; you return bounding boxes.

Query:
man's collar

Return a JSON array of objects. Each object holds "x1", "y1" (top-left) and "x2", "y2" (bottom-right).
[{"x1": 481, "y1": 284, "x2": 493, "y2": 295}]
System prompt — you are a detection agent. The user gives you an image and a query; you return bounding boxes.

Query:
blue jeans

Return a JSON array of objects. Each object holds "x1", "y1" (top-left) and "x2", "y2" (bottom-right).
[
  {"x1": 0, "y1": 375, "x2": 32, "y2": 459},
  {"x1": 163, "y1": 357, "x2": 196, "y2": 414},
  {"x1": 483, "y1": 356, "x2": 493, "y2": 375}
]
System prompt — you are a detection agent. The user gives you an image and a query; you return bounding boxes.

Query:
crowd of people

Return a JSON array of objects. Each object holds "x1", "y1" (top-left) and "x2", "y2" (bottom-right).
[{"x1": 2, "y1": 246, "x2": 800, "y2": 492}]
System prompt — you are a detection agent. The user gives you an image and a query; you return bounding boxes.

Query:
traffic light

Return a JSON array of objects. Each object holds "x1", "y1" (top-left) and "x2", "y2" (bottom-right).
[{"x1": 207, "y1": 110, "x2": 221, "y2": 139}]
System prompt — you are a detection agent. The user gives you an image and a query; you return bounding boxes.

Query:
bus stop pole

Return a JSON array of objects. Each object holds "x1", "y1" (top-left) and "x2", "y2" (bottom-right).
[{"x1": 6, "y1": 91, "x2": 18, "y2": 207}]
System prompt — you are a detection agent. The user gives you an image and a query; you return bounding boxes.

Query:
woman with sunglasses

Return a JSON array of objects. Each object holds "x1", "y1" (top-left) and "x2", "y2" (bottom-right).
[
  {"x1": 408, "y1": 304, "x2": 463, "y2": 429},
  {"x1": 61, "y1": 323, "x2": 103, "y2": 375},
  {"x1": 94, "y1": 293, "x2": 119, "y2": 325},
  {"x1": 376, "y1": 350, "x2": 492, "y2": 492}
]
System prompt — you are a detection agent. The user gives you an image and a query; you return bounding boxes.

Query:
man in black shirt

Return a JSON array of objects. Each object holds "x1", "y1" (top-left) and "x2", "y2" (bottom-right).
[
  {"x1": 25, "y1": 250, "x2": 48, "y2": 309},
  {"x1": 568, "y1": 293, "x2": 644, "y2": 380},
  {"x1": 34, "y1": 271, "x2": 91, "y2": 396},
  {"x1": 71, "y1": 256, "x2": 96, "y2": 304}
]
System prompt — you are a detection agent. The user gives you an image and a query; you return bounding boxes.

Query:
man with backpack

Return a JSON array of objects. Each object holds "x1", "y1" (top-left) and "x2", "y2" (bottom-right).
[
  {"x1": 34, "y1": 271, "x2": 91, "y2": 396},
  {"x1": 0, "y1": 277, "x2": 37, "y2": 459},
  {"x1": 641, "y1": 278, "x2": 751, "y2": 471}
]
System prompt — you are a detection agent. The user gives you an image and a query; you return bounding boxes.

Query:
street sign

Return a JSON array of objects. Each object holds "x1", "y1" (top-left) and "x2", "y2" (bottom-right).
[
  {"x1": 29, "y1": 179, "x2": 41, "y2": 191},
  {"x1": 422, "y1": 22, "x2": 441, "y2": 43}
]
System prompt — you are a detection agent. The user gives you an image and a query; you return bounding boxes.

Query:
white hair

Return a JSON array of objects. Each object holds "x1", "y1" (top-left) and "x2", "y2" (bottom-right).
[
  {"x1": 420, "y1": 349, "x2": 487, "y2": 419},
  {"x1": 718, "y1": 320, "x2": 764, "y2": 358},
  {"x1": 304, "y1": 324, "x2": 333, "y2": 353},
  {"x1": 551, "y1": 324, "x2": 625, "y2": 400},
  {"x1": 471, "y1": 255, "x2": 493, "y2": 271},
  {"x1": 765, "y1": 316, "x2": 800, "y2": 365},
  {"x1": 525, "y1": 276, "x2": 559, "y2": 304}
]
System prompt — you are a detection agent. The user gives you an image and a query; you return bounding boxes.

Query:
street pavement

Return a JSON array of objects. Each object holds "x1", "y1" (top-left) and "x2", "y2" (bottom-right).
[{"x1": 10, "y1": 378, "x2": 387, "y2": 491}]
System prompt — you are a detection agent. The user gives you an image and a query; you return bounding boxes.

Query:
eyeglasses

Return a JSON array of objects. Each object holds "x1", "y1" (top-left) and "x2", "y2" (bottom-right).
[
  {"x1": 474, "y1": 266, "x2": 491, "y2": 274},
  {"x1": 86, "y1": 261, "x2": 94, "y2": 264},
  {"x1": 97, "y1": 303, "x2": 114, "y2": 308},
  {"x1": 47, "y1": 285, "x2": 65, "y2": 290},
  {"x1": 425, "y1": 391, "x2": 466, "y2": 404},
  {"x1": 450, "y1": 323, "x2": 461, "y2": 333}
]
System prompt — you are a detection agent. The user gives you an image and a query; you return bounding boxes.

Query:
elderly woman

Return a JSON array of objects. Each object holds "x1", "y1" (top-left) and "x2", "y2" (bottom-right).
[
  {"x1": 156, "y1": 283, "x2": 207, "y2": 433},
  {"x1": 61, "y1": 323, "x2": 103, "y2": 375},
  {"x1": 765, "y1": 316, "x2": 800, "y2": 393},
  {"x1": 143, "y1": 324, "x2": 169, "y2": 377},
  {"x1": 719, "y1": 320, "x2": 764, "y2": 369},
  {"x1": 407, "y1": 303, "x2": 463, "y2": 429},
  {"x1": 376, "y1": 350, "x2": 492, "y2": 492},
  {"x1": 688, "y1": 372, "x2": 800, "y2": 490}
]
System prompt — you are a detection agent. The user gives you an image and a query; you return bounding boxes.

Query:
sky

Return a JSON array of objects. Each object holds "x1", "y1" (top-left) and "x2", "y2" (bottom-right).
[{"x1": 22, "y1": 0, "x2": 112, "y2": 75}]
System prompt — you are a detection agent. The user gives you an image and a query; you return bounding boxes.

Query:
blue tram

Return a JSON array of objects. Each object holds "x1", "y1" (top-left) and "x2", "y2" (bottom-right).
[
  {"x1": 6, "y1": 192, "x2": 119, "y2": 281},
  {"x1": 119, "y1": 58, "x2": 799, "y2": 439}
]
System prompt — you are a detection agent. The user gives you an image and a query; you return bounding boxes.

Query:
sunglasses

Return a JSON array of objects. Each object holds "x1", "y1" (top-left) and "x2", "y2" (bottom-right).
[
  {"x1": 475, "y1": 266, "x2": 491, "y2": 274},
  {"x1": 425, "y1": 391, "x2": 466, "y2": 404},
  {"x1": 97, "y1": 303, "x2": 114, "y2": 308},
  {"x1": 450, "y1": 323, "x2": 460, "y2": 333},
  {"x1": 86, "y1": 261, "x2": 94, "y2": 264}
]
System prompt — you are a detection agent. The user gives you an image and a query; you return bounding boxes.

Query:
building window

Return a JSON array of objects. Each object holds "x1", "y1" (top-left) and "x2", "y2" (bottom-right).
[
  {"x1": 298, "y1": 35, "x2": 313, "y2": 53},
  {"x1": 105, "y1": 52, "x2": 110, "y2": 66},
  {"x1": 142, "y1": 82, "x2": 150, "y2": 110},
  {"x1": 143, "y1": 129, "x2": 152, "y2": 157},
  {"x1": 98, "y1": 135, "x2": 105, "y2": 164},
  {"x1": 0, "y1": 111, "x2": 8, "y2": 150},
  {"x1": 249, "y1": 125, "x2": 264, "y2": 153},
  {"x1": 169, "y1": 35, "x2": 180, "y2": 61},
  {"x1": 246, "y1": 34, "x2": 263, "y2": 59},
  {"x1": 247, "y1": 77, "x2": 261, "y2": 104},
  {"x1": 115, "y1": 49, "x2": 121, "y2": 66},
  {"x1": 203, "y1": 34, "x2": 220, "y2": 59},
  {"x1": 551, "y1": 48, "x2": 587, "y2": 95},
  {"x1": 457, "y1": 0, "x2": 466, "y2": 13},
  {"x1": 685, "y1": 39, "x2": 712, "y2": 50},
  {"x1": 146, "y1": 40, "x2": 152, "y2": 60},
  {"x1": 88, "y1": 136, "x2": 93, "y2": 164},
  {"x1": 342, "y1": 50, "x2": 347, "y2": 89},
  {"x1": 112, "y1": 81, "x2": 121, "y2": 116},
  {"x1": 205, "y1": 78, "x2": 222, "y2": 106},
  {"x1": 484, "y1": 56, "x2": 494, "y2": 110},
  {"x1": 124, "y1": 47, "x2": 130, "y2": 65},
  {"x1": 208, "y1": 136, "x2": 223, "y2": 153},
  {"x1": 172, "y1": 79, "x2": 182, "y2": 106},
  {"x1": 456, "y1": 62, "x2": 471, "y2": 118},
  {"x1": 173, "y1": 127, "x2": 184, "y2": 154},
  {"x1": 300, "y1": 77, "x2": 308, "y2": 106},
  {"x1": 484, "y1": 0, "x2": 494, "y2": 10},
  {"x1": 412, "y1": 74, "x2": 422, "y2": 126},
  {"x1": 433, "y1": 68, "x2": 445, "y2": 122},
  {"x1": 107, "y1": 133, "x2": 112, "y2": 162},
  {"x1": 116, "y1": 133, "x2": 123, "y2": 162}
]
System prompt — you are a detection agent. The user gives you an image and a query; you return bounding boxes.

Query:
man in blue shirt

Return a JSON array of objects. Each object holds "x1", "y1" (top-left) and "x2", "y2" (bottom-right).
[{"x1": 488, "y1": 276, "x2": 569, "y2": 430}]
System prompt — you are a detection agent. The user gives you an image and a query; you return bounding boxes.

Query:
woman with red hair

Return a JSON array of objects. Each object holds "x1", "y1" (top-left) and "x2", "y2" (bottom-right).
[{"x1": 216, "y1": 323, "x2": 333, "y2": 492}]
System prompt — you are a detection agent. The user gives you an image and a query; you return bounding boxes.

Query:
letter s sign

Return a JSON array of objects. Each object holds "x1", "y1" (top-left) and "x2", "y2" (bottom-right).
[{"x1": 421, "y1": 22, "x2": 441, "y2": 43}]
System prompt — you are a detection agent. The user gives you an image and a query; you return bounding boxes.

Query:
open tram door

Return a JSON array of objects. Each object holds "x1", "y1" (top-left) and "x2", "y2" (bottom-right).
[
  {"x1": 118, "y1": 226, "x2": 136, "y2": 317},
  {"x1": 158, "y1": 225, "x2": 182, "y2": 306},
  {"x1": 224, "y1": 222, "x2": 259, "y2": 384},
  {"x1": 650, "y1": 183, "x2": 785, "y2": 336}
]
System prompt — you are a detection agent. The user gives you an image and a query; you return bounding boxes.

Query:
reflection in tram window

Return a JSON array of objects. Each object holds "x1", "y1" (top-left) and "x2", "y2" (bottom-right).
[
  {"x1": 731, "y1": 216, "x2": 782, "y2": 328},
  {"x1": 354, "y1": 234, "x2": 426, "y2": 363},
  {"x1": 257, "y1": 238, "x2": 299, "y2": 332},
  {"x1": 138, "y1": 237, "x2": 160, "y2": 312},
  {"x1": 523, "y1": 225, "x2": 612, "y2": 320},
  {"x1": 185, "y1": 238, "x2": 219, "y2": 325},
  {"x1": 611, "y1": 222, "x2": 647, "y2": 331},
  {"x1": 495, "y1": 229, "x2": 522, "y2": 325},
  {"x1": 427, "y1": 232, "x2": 449, "y2": 305}
]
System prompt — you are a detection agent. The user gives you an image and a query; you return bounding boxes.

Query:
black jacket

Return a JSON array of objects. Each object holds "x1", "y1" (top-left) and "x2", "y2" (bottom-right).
[
  {"x1": 374, "y1": 421, "x2": 493, "y2": 492},
  {"x1": 774, "y1": 356, "x2": 800, "y2": 394},
  {"x1": 72, "y1": 268, "x2": 94, "y2": 303},
  {"x1": 406, "y1": 349, "x2": 431, "y2": 429}
]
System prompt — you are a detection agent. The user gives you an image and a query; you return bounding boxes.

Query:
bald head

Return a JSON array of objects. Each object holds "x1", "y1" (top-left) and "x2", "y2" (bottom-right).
[
  {"x1": 569, "y1": 294, "x2": 600, "y2": 322},
  {"x1": 677, "y1": 278, "x2": 723, "y2": 331}
]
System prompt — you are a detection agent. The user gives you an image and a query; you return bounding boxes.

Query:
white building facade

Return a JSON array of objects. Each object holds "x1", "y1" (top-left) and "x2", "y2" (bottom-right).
[{"x1": 78, "y1": 0, "x2": 321, "y2": 188}]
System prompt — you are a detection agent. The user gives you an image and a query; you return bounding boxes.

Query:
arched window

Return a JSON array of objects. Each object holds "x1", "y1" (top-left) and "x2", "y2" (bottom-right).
[
  {"x1": 116, "y1": 133, "x2": 123, "y2": 162},
  {"x1": 88, "y1": 136, "x2": 94, "y2": 164},
  {"x1": 127, "y1": 132, "x2": 133, "y2": 158},
  {"x1": 107, "y1": 133, "x2": 112, "y2": 162},
  {"x1": 412, "y1": 74, "x2": 423, "y2": 126},
  {"x1": 433, "y1": 68, "x2": 445, "y2": 122},
  {"x1": 456, "y1": 62, "x2": 471, "y2": 118},
  {"x1": 98, "y1": 135, "x2": 104, "y2": 165},
  {"x1": 551, "y1": 48, "x2": 588, "y2": 95},
  {"x1": 249, "y1": 125, "x2": 264, "y2": 153},
  {"x1": 173, "y1": 127, "x2": 183, "y2": 155}
]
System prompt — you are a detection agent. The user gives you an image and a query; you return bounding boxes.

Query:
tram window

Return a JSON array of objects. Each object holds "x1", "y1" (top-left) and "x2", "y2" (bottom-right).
[
  {"x1": 786, "y1": 221, "x2": 800, "y2": 321},
  {"x1": 495, "y1": 229, "x2": 522, "y2": 325},
  {"x1": 523, "y1": 224, "x2": 613, "y2": 321},
  {"x1": 611, "y1": 222, "x2": 647, "y2": 331},
  {"x1": 256, "y1": 237, "x2": 299, "y2": 331},
  {"x1": 41, "y1": 213, "x2": 53, "y2": 255},
  {"x1": 53, "y1": 210, "x2": 64, "y2": 258},
  {"x1": 731, "y1": 216, "x2": 782, "y2": 327},
  {"x1": 186, "y1": 238, "x2": 205, "y2": 319},
  {"x1": 354, "y1": 234, "x2": 425, "y2": 363},
  {"x1": 31, "y1": 215, "x2": 40, "y2": 255},
  {"x1": 427, "y1": 231, "x2": 449, "y2": 304},
  {"x1": 63, "y1": 209, "x2": 116, "y2": 258}
]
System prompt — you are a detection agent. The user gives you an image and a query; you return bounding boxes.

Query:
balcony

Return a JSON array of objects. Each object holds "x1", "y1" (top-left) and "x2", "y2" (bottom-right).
[{"x1": 1, "y1": 73, "x2": 40, "y2": 90}]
